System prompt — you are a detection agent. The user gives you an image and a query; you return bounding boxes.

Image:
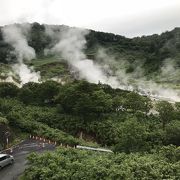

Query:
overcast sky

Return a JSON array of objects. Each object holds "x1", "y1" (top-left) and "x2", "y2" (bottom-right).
[{"x1": 1, "y1": 0, "x2": 180, "y2": 37}]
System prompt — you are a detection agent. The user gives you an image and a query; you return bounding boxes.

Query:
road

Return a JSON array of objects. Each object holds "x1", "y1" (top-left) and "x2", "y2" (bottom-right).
[{"x1": 0, "y1": 139, "x2": 56, "y2": 180}]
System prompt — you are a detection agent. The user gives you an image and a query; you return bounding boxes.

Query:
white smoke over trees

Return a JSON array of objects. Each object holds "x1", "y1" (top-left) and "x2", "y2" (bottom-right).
[
  {"x1": 46, "y1": 26, "x2": 180, "y2": 102},
  {"x1": 97, "y1": 49, "x2": 180, "y2": 102},
  {"x1": 0, "y1": 23, "x2": 179, "y2": 102},
  {"x1": 2, "y1": 24, "x2": 40, "y2": 85},
  {"x1": 47, "y1": 27, "x2": 120, "y2": 88},
  {"x1": 160, "y1": 58, "x2": 180, "y2": 82}
]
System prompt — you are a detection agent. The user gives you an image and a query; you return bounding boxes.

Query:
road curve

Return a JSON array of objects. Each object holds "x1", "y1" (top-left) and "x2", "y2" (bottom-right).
[{"x1": 0, "y1": 139, "x2": 56, "y2": 180}]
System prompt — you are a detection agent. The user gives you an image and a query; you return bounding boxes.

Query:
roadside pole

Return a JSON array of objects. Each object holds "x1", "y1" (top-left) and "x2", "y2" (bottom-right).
[
  {"x1": 5, "y1": 131, "x2": 10, "y2": 149},
  {"x1": 6, "y1": 137, "x2": 9, "y2": 149}
]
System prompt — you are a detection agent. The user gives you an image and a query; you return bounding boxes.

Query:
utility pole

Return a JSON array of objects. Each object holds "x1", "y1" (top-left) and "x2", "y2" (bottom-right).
[{"x1": 5, "y1": 131, "x2": 10, "y2": 149}]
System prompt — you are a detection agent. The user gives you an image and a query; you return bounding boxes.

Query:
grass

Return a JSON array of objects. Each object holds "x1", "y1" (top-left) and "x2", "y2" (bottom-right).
[
  {"x1": 0, "y1": 63, "x2": 12, "y2": 78},
  {"x1": 9, "y1": 128, "x2": 29, "y2": 147},
  {"x1": 27, "y1": 55, "x2": 72, "y2": 81},
  {"x1": 0, "y1": 55, "x2": 73, "y2": 83},
  {"x1": 29, "y1": 56, "x2": 61, "y2": 66},
  {"x1": 0, "y1": 55, "x2": 179, "y2": 91}
]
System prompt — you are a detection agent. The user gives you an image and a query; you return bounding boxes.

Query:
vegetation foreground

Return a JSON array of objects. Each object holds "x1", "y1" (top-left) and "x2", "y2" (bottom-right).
[
  {"x1": 0, "y1": 80, "x2": 179, "y2": 179},
  {"x1": 21, "y1": 146, "x2": 180, "y2": 180}
]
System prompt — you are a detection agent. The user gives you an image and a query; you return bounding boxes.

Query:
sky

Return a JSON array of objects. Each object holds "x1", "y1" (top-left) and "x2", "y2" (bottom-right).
[{"x1": 0, "y1": 0, "x2": 180, "y2": 37}]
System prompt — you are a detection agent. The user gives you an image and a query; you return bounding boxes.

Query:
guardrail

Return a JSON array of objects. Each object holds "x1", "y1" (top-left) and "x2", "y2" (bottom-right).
[
  {"x1": 76, "y1": 145, "x2": 113, "y2": 153},
  {"x1": 0, "y1": 135, "x2": 113, "y2": 154}
]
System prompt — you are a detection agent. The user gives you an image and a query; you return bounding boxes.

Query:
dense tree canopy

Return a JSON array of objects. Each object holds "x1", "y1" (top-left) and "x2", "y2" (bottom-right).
[
  {"x1": 0, "y1": 81, "x2": 179, "y2": 151},
  {"x1": 22, "y1": 146, "x2": 180, "y2": 180},
  {"x1": 0, "y1": 82, "x2": 19, "y2": 98},
  {"x1": 156, "y1": 101, "x2": 175, "y2": 130}
]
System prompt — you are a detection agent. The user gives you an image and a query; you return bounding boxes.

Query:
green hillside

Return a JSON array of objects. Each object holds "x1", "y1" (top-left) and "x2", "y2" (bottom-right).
[
  {"x1": 0, "y1": 23, "x2": 180, "y2": 86},
  {"x1": 0, "y1": 23, "x2": 179, "y2": 179},
  {"x1": 0, "y1": 80, "x2": 179, "y2": 179}
]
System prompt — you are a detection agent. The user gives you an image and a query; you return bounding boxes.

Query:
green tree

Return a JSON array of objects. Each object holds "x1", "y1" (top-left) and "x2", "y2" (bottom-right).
[
  {"x1": 36, "y1": 81, "x2": 60, "y2": 105},
  {"x1": 174, "y1": 102, "x2": 180, "y2": 120},
  {"x1": 156, "y1": 101, "x2": 174, "y2": 130},
  {"x1": 112, "y1": 95, "x2": 126, "y2": 114},
  {"x1": 28, "y1": 22, "x2": 51, "y2": 55},
  {"x1": 90, "y1": 90, "x2": 112, "y2": 116},
  {"x1": 18, "y1": 82, "x2": 39, "y2": 105},
  {"x1": 165, "y1": 120, "x2": 180, "y2": 145},
  {"x1": 0, "y1": 82, "x2": 19, "y2": 98},
  {"x1": 124, "y1": 92, "x2": 152, "y2": 114},
  {"x1": 114, "y1": 118, "x2": 148, "y2": 153},
  {"x1": 56, "y1": 81, "x2": 112, "y2": 117}
]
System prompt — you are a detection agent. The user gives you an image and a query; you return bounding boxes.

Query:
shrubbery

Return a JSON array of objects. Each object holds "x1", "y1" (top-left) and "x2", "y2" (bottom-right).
[
  {"x1": 21, "y1": 146, "x2": 180, "y2": 180},
  {"x1": 0, "y1": 81, "x2": 179, "y2": 179},
  {"x1": 0, "y1": 81, "x2": 179, "y2": 151}
]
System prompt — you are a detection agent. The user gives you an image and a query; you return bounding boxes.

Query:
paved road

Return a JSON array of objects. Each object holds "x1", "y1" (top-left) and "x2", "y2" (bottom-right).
[{"x1": 0, "y1": 139, "x2": 56, "y2": 180}]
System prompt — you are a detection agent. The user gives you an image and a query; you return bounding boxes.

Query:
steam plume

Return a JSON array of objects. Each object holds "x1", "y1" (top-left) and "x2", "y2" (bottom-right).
[
  {"x1": 46, "y1": 26, "x2": 180, "y2": 102},
  {"x1": 2, "y1": 24, "x2": 40, "y2": 84},
  {"x1": 97, "y1": 49, "x2": 180, "y2": 102},
  {"x1": 47, "y1": 28, "x2": 120, "y2": 88}
]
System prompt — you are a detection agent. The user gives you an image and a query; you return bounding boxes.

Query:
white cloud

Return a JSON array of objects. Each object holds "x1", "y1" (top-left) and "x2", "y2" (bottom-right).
[{"x1": 0, "y1": 0, "x2": 180, "y2": 37}]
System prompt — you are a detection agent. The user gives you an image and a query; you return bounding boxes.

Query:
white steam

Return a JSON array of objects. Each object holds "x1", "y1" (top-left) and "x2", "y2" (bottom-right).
[
  {"x1": 46, "y1": 27, "x2": 180, "y2": 102},
  {"x1": 12, "y1": 63, "x2": 40, "y2": 85},
  {"x1": 160, "y1": 58, "x2": 180, "y2": 82},
  {"x1": 97, "y1": 49, "x2": 180, "y2": 102},
  {"x1": 48, "y1": 28, "x2": 121, "y2": 88},
  {"x1": 2, "y1": 24, "x2": 40, "y2": 84}
]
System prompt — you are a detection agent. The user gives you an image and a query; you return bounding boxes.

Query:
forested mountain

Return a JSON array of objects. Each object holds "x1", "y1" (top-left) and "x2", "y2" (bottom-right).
[
  {"x1": 0, "y1": 23, "x2": 179, "y2": 179},
  {"x1": 0, "y1": 23, "x2": 180, "y2": 83}
]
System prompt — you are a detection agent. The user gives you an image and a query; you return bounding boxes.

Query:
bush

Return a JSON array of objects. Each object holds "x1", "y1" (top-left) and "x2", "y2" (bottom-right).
[
  {"x1": 114, "y1": 118, "x2": 149, "y2": 153},
  {"x1": 22, "y1": 147, "x2": 180, "y2": 180},
  {"x1": 0, "y1": 82, "x2": 19, "y2": 98}
]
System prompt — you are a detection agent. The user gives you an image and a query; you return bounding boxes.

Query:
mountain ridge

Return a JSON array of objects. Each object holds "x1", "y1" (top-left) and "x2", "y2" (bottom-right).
[{"x1": 0, "y1": 23, "x2": 179, "y2": 101}]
